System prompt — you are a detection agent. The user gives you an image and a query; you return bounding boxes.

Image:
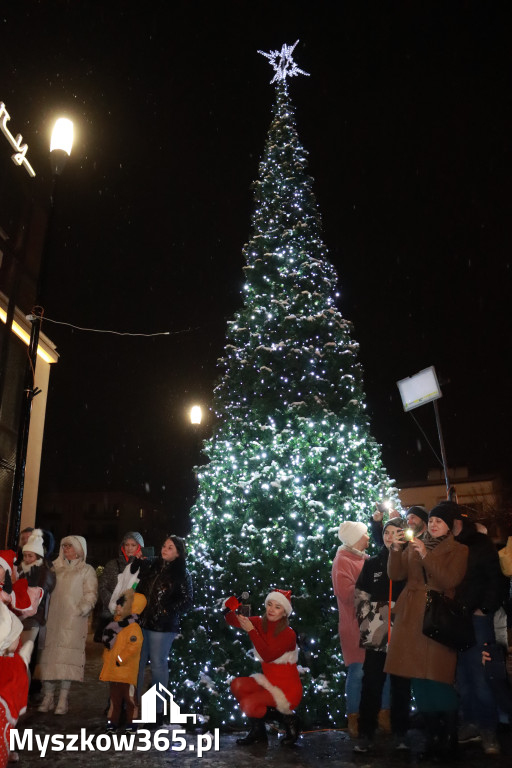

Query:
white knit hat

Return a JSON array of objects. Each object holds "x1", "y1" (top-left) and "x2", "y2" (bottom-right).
[
  {"x1": 265, "y1": 589, "x2": 293, "y2": 617},
  {"x1": 22, "y1": 528, "x2": 45, "y2": 558},
  {"x1": 337, "y1": 520, "x2": 368, "y2": 547}
]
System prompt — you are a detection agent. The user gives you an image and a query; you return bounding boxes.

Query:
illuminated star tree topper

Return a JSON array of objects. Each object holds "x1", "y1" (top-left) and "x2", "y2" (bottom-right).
[{"x1": 258, "y1": 39, "x2": 310, "y2": 83}]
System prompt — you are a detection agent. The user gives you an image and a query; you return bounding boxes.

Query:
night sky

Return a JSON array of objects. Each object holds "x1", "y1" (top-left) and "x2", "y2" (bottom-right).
[{"x1": 2, "y1": 2, "x2": 511, "y2": 528}]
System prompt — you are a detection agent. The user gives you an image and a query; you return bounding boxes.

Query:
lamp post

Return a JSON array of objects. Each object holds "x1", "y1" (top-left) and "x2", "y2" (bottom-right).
[
  {"x1": 189, "y1": 404, "x2": 204, "y2": 487},
  {"x1": 190, "y1": 405, "x2": 203, "y2": 426},
  {"x1": 8, "y1": 118, "x2": 73, "y2": 549}
]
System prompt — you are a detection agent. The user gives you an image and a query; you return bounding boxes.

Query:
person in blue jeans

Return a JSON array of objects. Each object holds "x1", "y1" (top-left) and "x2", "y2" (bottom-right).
[
  {"x1": 448, "y1": 501, "x2": 510, "y2": 756},
  {"x1": 135, "y1": 536, "x2": 193, "y2": 726}
]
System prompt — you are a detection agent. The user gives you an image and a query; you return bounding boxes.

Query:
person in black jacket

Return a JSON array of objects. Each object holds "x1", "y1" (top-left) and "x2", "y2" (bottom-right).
[
  {"x1": 436, "y1": 501, "x2": 509, "y2": 756},
  {"x1": 353, "y1": 518, "x2": 410, "y2": 752},
  {"x1": 135, "y1": 536, "x2": 193, "y2": 725}
]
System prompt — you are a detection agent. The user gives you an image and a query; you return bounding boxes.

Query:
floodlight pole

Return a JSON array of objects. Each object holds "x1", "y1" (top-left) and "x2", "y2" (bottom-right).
[{"x1": 433, "y1": 399, "x2": 450, "y2": 495}]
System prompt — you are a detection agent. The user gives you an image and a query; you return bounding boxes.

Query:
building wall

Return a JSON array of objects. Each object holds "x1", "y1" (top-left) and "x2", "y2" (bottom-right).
[
  {"x1": 37, "y1": 490, "x2": 171, "y2": 567},
  {"x1": 0, "y1": 108, "x2": 57, "y2": 546},
  {"x1": 398, "y1": 469, "x2": 505, "y2": 526}
]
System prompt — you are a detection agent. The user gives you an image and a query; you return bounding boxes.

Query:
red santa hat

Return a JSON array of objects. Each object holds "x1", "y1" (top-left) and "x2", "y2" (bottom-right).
[
  {"x1": 0, "y1": 550, "x2": 16, "y2": 576},
  {"x1": 265, "y1": 588, "x2": 293, "y2": 616}
]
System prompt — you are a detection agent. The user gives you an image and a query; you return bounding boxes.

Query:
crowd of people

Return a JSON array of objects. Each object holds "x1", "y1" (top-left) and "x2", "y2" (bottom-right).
[
  {"x1": 0, "y1": 499, "x2": 511, "y2": 764},
  {"x1": 333, "y1": 499, "x2": 512, "y2": 759},
  {"x1": 0, "y1": 530, "x2": 193, "y2": 765}
]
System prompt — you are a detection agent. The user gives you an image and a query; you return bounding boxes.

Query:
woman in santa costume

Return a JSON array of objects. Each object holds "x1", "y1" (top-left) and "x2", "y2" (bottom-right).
[
  {"x1": 225, "y1": 588, "x2": 302, "y2": 746},
  {"x1": 0, "y1": 602, "x2": 34, "y2": 768}
]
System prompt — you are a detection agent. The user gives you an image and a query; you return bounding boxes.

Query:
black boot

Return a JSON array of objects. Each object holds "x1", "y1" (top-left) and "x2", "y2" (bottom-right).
[
  {"x1": 281, "y1": 713, "x2": 301, "y2": 746},
  {"x1": 440, "y1": 710, "x2": 458, "y2": 760},
  {"x1": 236, "y1": 718, "x2": 268, "y2": 745},
  {"x1": 264, "y1": 707, "x2": 281, "y2": 724},
  {"x1": 422, "y1": 712, "x2": 443, "y2": 760}
]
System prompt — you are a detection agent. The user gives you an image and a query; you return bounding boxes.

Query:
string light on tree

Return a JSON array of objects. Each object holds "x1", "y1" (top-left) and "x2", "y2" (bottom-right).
[{"x1": 172, "y1": 43, "x2": 398, "y2": 728}]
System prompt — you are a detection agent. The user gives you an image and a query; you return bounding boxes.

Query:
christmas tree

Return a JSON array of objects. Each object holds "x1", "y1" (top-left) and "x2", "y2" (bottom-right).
[{"x1": 173, "y1": 42, "x2": 397, "y2": 729}]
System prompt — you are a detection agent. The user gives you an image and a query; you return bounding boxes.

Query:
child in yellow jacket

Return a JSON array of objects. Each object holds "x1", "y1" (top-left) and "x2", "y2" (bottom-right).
[{"x1": 100, "y1": 589, "x2": 146, "y2": 732}]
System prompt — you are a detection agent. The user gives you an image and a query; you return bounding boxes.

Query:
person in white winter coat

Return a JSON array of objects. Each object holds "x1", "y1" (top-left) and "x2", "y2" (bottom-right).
[{"x1": 34, "y1": 535, "x2": 98, "y2": 715}]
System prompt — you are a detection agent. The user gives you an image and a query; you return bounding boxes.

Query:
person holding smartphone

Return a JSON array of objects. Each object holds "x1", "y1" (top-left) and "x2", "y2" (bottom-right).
[{"x1": 225, "y1": 588, "x2": 302, "y2": 746}]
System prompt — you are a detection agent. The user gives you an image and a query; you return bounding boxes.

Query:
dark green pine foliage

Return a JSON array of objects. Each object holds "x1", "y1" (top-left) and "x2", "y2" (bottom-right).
[{"x1": 172, "y1": 79, "x2": 397, "y2": 729}]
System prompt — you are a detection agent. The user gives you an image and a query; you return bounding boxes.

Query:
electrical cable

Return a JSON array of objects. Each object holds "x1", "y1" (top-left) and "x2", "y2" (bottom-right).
[{"x1": 35, "y1": 315, "x2": 200, "y2": 337}]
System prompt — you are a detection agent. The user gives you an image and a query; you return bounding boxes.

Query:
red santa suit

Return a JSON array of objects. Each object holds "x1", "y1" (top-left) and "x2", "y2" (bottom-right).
[
  {"x1": 226, "y1": 611, "x2": 302, "y2": 717},
  {"x1": 0, "y1": 550, "x2": 38, "y2": 615},
  {"x1": 0, "y1": 603, "x2": 33, "y2": 768}
]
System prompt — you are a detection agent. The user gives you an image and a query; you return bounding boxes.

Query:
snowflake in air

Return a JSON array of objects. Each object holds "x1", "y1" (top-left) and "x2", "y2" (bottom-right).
[{"x1": 258, "y1": 40, "x2": 310, "y2": 84}]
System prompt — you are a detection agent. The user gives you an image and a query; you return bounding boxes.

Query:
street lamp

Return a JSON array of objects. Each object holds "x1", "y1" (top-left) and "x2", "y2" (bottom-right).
[
  {"x1": 190, "y1": 405, "x2": 203, "y2": 425},
  {"x1": 8, "y1": 117, "x2": 73, "y2": 549}
]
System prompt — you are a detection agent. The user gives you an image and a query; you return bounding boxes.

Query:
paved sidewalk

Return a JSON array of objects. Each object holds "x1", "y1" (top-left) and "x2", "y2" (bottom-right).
[{"x1": 12, "y1": 636, "x2": 512, "y2": 767}]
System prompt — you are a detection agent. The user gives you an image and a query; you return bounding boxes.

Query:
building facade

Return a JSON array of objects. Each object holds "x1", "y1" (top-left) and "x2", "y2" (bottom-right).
[{"x1": 0, "y1": 100, "x2": 57, "y2": 546}]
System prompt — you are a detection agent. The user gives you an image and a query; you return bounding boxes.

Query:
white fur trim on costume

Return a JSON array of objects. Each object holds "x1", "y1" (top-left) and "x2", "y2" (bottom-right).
[
  {"x1": 265, "y1": 591, "x2": 292, "y2": 616},
  {"x1": 251, "y1": 673, "x2": 292, "y2": 714},
  {"x1": 18, "y1": 641, "x2": 34, "y2": 669},
  {"x1": 0, "y1": 694, "x2": 26, "y2": 727},
  {"x1": 253, "y1": 647, "x2": 299, "y2": 665}
]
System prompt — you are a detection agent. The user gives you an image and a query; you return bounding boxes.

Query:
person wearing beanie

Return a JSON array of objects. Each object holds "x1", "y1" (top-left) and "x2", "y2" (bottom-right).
[
  {"x1": 384, "y1": 503, "x2": 469, "y2": 759},
  {"x1": 34, "y1": 535, "x2": 98, "y2": 716},
  {"x1": 405, "y1": 506, "x2": 428, "y2": 540},
  {"x1": 331, "y1": 519, "x2": 369, "y2": 738},
  {"x1": 445, "y1": 500, "x2": 509, "y2": 755},
  {"x1": 16, "y1": 529, "x2": 56, "y2": 645},
  {"x1": 96, "y1": 532, "x2": 145, "y2": 641},
  {"x1": 225, "y1": 588, "x2": 302, "y2": 746},
  {"x1": 353, "y1": 517, "x2": 410, "y2": 753}
]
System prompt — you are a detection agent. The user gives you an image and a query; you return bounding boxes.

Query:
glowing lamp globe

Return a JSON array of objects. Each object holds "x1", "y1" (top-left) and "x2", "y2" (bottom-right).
[
  {"x1": 51, "y1": 118, "x2": 73, "y2": 154},
  {"x1": 50, "y1": 117, "x2": 73, "y2": 176},
  {"x1": 190, "y1": 405, "x2": 202, "y2": 425}
]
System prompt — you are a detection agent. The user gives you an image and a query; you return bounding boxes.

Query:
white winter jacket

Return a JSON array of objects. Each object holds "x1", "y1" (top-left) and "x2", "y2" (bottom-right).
[{"x1": 35, "y1": 535, "x2": 98, "y2": 682}]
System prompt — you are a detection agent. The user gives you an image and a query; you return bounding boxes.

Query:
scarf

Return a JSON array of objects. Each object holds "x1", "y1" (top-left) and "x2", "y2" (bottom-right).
[
  {"x1": 423, "y1": 531, "x2": 451, "y2": 552},
  {"x1": 102, "y1": 614, "x2": 138, "y2": 650}
]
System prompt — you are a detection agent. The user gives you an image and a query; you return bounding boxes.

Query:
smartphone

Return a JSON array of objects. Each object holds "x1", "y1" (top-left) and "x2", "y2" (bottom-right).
[{"x1": 237, "y1": 605, "x2": 251, "y2": 617}]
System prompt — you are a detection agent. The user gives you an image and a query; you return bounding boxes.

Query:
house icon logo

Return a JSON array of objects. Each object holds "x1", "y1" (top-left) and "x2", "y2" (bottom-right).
[{"x1": 134, "y1": 683, "x2": 197, "y2": 725}]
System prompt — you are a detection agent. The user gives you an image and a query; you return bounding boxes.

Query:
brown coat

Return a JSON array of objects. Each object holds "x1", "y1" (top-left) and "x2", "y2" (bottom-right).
[{"x1": 384, "y1": 534, "x2": 468, "y2": 685}]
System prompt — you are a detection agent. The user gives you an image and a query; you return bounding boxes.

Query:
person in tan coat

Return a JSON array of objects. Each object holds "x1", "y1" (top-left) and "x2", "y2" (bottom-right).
[
  {"x1": 384, "y1": 505, "x2": 468, "y2": 758},
  {"x1": 35, "y1": 535, "x2": 98, "y2": 715}
]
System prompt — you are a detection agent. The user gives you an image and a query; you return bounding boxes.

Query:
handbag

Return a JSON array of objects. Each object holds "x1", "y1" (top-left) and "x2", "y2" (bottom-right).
[{"x1": 421, "y1": 569, "x2": 475, "y2": 651}]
